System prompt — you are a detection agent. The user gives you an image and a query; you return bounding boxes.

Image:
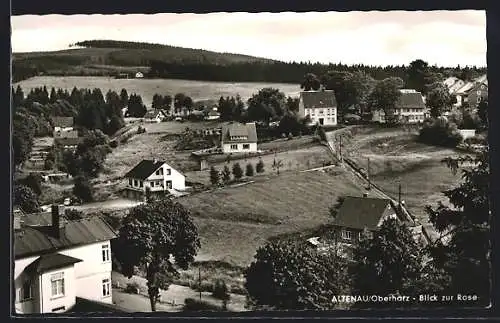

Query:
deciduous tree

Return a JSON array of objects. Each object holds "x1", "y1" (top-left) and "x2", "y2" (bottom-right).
[
  {"x1": 14, "y1": 185, "x2": 40, "y2": 213},
  {"x1": 245, "y1": 239, "x2": 348, "y2": 310},
  {"x1": 300, "y1": 73, "x2": 321, "y2": 91},
  {"x1": 367, "y1": 77, "x2": 403, "y2": 125},
  {"x1": 116, "y1": 198, "x2": 200, "y2": 311}
]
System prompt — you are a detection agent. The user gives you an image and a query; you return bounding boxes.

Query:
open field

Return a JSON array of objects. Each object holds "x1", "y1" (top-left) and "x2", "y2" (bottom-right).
[
  {"x1": 341, "y1": 126, "x2": 466, "y2": 222},
  {"x1": 142, "y1": 120, "x2": 225, "y2": 134},
  {"x1": 15, "y1": 76, "x2": 301, "y2": 107},
  {"x1": 178, "y1": 170, "x2": 364, "y2": 266}
]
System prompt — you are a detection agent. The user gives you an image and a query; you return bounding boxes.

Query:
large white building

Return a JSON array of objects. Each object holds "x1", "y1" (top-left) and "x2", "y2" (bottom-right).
[
  {"x1": 14, "y1": 206, "x2": 118, "y2": 314},
  {"x1": 123, "y1": 159, "x2": 186, "y2": 200},
  {"x1": 220, "y1": 122, "x2": 258, "y2": 154},
  {"x1": 298, "y1": 90, "x2": 338, "y2": 126}
]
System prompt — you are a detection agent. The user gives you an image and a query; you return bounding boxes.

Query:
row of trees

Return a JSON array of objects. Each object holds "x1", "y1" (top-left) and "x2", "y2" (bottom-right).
[
  {"x1": 244, "y1": 145, "x2": 490, "y2": 309},
  {"x1": 209, "y1": 159, "x2": 265, "y2": 185}
]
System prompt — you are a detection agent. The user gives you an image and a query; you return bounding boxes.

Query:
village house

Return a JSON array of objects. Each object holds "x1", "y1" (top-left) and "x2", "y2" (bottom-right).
[
  {"x1": 453, "y1": 75, "x2": 488, "y2": 108},
  {"x1": 298, "y1": 90, "x2": 338, "y2": 126},
  {"x1": 372, "y1": 89, "x2": 426, "y2": 124},
  {"x1": 331, "y1": 196, "x2": 403, "y2": 243},
  {"x1": 205, "y1": 107, "x2": 221, "y2": 120},
  {"x1": 54, "y1": 137, "x2": 83, "y2": 152},
  {"x1": 123, "y1": 159, "x2": 186, "y2": 200},
  {"x1": 52, "y1": 117, "x2": 78, "y2": 139},
  {"x1": 220, "y1": 122, "x2": 258, "y2": 153},
  {"x1": 443, "y1": 76, "x2": 466, "y2": 95},
  {"x1": 143, "y1": 109, "x2": 168, "y2": 123},
  {"x1": 14, "y1": 205, "x2": 118, "y2": 314}
]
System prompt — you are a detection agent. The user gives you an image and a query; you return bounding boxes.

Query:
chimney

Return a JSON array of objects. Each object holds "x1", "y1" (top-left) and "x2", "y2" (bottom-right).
[
  {"x1": 153, "y1": 158, "x2": 158, "y2": 164},
  {"x1": 51, "y1": 204, "x2": 65, "y2": 238}
]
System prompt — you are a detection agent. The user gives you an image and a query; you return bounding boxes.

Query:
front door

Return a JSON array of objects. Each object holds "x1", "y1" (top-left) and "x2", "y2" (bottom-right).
[{"x1": 319, "y1": 118, "x2": 324, "y2": 125}]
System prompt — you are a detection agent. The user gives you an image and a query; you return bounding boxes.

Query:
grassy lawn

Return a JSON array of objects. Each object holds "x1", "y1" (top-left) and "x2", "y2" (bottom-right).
[
  {"x1": 143, "y1": 120, "x2": 226, "y2": 134},
  {"x1": 179, "y1": 169, "x2": 364, "y2": 266}
]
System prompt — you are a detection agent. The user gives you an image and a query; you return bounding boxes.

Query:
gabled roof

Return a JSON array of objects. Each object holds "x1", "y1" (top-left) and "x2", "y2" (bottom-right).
[
  {"x1": 300, "y1": 90, "x2": 337, "y2": 108},
  {"x1": 124, "y1": 159, "x2": 166, "y2": 180},
  {"x1": 15, "y1": 216, "x2": 117, "y2": 259},
  {"x1": 455, "y1": 82, "x2": 475, "y2": 94},
  {"x1": 397, "y1": 91, "x2": 425, "y2": 109},
  {"x1": 51, "y1": 116, "x2": 74, "y2": 128},
  {"x1": 221, "y1": 122, "x2": 258, "y2": 143},
  {"x1": 25, "y1": 253, "x2": 82, "y2": 274},
  {"x1": 333, "y1": 196, "x2": 394, "y2": 230}
]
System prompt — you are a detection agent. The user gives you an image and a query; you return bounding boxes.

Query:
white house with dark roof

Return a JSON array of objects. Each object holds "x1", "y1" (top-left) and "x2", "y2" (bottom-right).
[
  {"x1": 51, "y1": 116, "x2": 78, "y2": 139},
  {"x1": 143, "y1": 109, "x2": 168, "y2": 123},
  {"x1": 298, "y1": 90, "x2": 338, "y2": 126},
  {"x1": 123, "y1": 159, "x2": 185, "y2": 200},
  {"x1": 220, "y1": 122, "x2": 258, "y2": 153},
  {"x1": 14, "y1": 205, "x2": 118, "y2": 314}
]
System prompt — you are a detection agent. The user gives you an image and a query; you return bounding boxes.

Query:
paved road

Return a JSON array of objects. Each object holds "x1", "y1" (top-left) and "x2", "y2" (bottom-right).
[{"x1": 68, "y1": 198, "x2": 144, "y2": 212}]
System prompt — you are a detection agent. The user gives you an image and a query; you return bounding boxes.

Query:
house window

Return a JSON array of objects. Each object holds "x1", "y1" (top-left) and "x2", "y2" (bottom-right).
[
  {"x1": 139, "y1": 181, "x2": 143, "y2": 188},
  {"x1": 243, "y1": 144, "x2": 250, "y2": 150},
  {"x1": 477, "y1": 96, "x2": 481, "y2": 103},
  {"x1": 166, "y1": 168, "x2": 171, "y2": 175},
  {"x1": 19, "y1": 281, "x2": 33, "y2": 301},
  {"x1": 151, "y1": 181, "x2": 155, "y2": 188},
  {"x1": 166, "y1": 181, "x2": 172, "y2": 189},
  {"x1": 155, "y1": 168, "x2": 164, "y2": 176},
  {"x1": 341, "y1": 229, "x2": 352, "y2": 240},
  {"x1": 128, "y1": 179, "x2": 132, "y2": 186},
  {"x1": 230, "y1": 144, "x2": 238, "y2": 150},
  {"x1": 51, "y1": 272, "x2": 65, "y2": 298},
  {"x1": 134, "y1": 180, "x2": 138, "y2": 187},
  {"x1": 102, "y1": 244, "x2": 110, "y2": 262},
  {"x1": 319, "y1": 109, "x2": 324, "y2": 114},
  {"x1": 102, "y1": 278, "x2": 111, "y2": 297}
]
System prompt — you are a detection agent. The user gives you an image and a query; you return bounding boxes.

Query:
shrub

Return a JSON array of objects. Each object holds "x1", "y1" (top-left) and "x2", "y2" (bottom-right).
[
  {"x1": 232, "y1": 163, "x2": 243, "y2": 179},
  {"x1": 256, "y1": 159, "x2": 265, "y2": 173},
  {"x1": 418, "y1": 118, "x2": 463, "y2": 148},
  {"x1": 183, "y1": 298, "x2": 222, "y2": 311},
  {"x1": 245, "y1": 163, "x2": 255, "y2": 177},
  {"x1": 209, "y1": 166, "x2": 220, "y2": 186},
  {"x1": 124, "y1": 282, "x2": 140, "y2": 294}
]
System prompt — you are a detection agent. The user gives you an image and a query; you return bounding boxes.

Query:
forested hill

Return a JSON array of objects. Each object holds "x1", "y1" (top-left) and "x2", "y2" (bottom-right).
[{"x1": 12, "y1": 39, "x2": 486, "y2": 84}]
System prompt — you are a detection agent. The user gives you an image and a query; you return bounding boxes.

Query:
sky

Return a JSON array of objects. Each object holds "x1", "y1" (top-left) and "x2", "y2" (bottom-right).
[{"x1": 11, "y1": 11, "x2": 487, "y2": 67}]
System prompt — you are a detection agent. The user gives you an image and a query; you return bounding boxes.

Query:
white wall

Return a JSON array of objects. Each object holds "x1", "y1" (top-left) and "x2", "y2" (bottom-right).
[
  {"x1": 222, "y1": 142, "x2": 258, "y2": 154},
  {"x1": 146, "y1": 163, "x2": 186, "y2": 191},
  {"x1": 59, "y1": 241, "x2": 113, "y2": 304},
  {"x1": 459, "y1": 129, "x2": 476, "y2": 140},
  {"x1": 303, "y1": 107, "x2": 337, "y2": 126},
  {"x1": 40, "y1": 266, "x2": 77, "y2": 313}
]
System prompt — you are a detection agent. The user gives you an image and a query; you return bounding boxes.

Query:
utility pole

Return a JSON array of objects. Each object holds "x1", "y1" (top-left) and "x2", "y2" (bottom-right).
[
  {"x1": 338, "y1": 135, "x2": 343, "y2": 162},
  {"x1": 367, "y1": 157, "x2": 371, "y2": 190},
  {"x1": 198, "y1": 267, "x2": 202, "y2": 301}
]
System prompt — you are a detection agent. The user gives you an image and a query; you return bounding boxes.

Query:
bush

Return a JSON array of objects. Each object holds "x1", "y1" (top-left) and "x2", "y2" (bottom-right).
[
  {"x1": 256, "y1": 159, "x2": 265, "y2": 173},
  {"x1": 212, "y1": 279, "x2": 230, "y2": 301},
  {"x1": 232, "y1": 163, "x2": 243, "y2": 179},
  {"x1": 183, "y1": 298, "x2": 223, "y2": 311},
  {"x1": 418, "y1": 118, "x2": 463, "y2": 148},
  {"x1": 245, "y1": 163, "x2": 255, "y2": 177},
  {"x1": 124, "y1": 282, "x2": 140, "y2": 294}
]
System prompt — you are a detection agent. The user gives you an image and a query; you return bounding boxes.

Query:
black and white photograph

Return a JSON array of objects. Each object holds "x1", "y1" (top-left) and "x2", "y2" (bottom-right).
[{"x1": 11, "y1": 10, "x2": 491, "y2": 315}]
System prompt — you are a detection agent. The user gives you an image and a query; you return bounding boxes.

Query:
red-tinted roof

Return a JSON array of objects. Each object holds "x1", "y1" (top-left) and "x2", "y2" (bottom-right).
[{"x1": 15, "y1": 216, "x2": 117, "y2": 259}]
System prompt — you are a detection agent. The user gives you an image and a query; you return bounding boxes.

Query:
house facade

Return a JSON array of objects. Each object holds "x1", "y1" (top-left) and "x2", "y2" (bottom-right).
[
  {"x1": 298, "y1": 90, "x2": 338, "y2": 126},
  {"x1": 372, "y1": 89, "x2": 426, "y2": 124},
  {"x1": 14, "y1": 205, "x2": 117, "y2": 314},
  {"x1": 52, "y1": 117, "x2": 76, "y2": 138},
  {"x1": 123, "y1": 159, "x2": 186, "y2": 200},
  {"x1": 453, "y1": 75, "x2": 488, "y2": 108},
  {"x1": 220, "y1": 122, "x2": 258, "y2": 153},
  {"x1": 54, "y1": 137, "x2": 83, "y2": 152}
]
